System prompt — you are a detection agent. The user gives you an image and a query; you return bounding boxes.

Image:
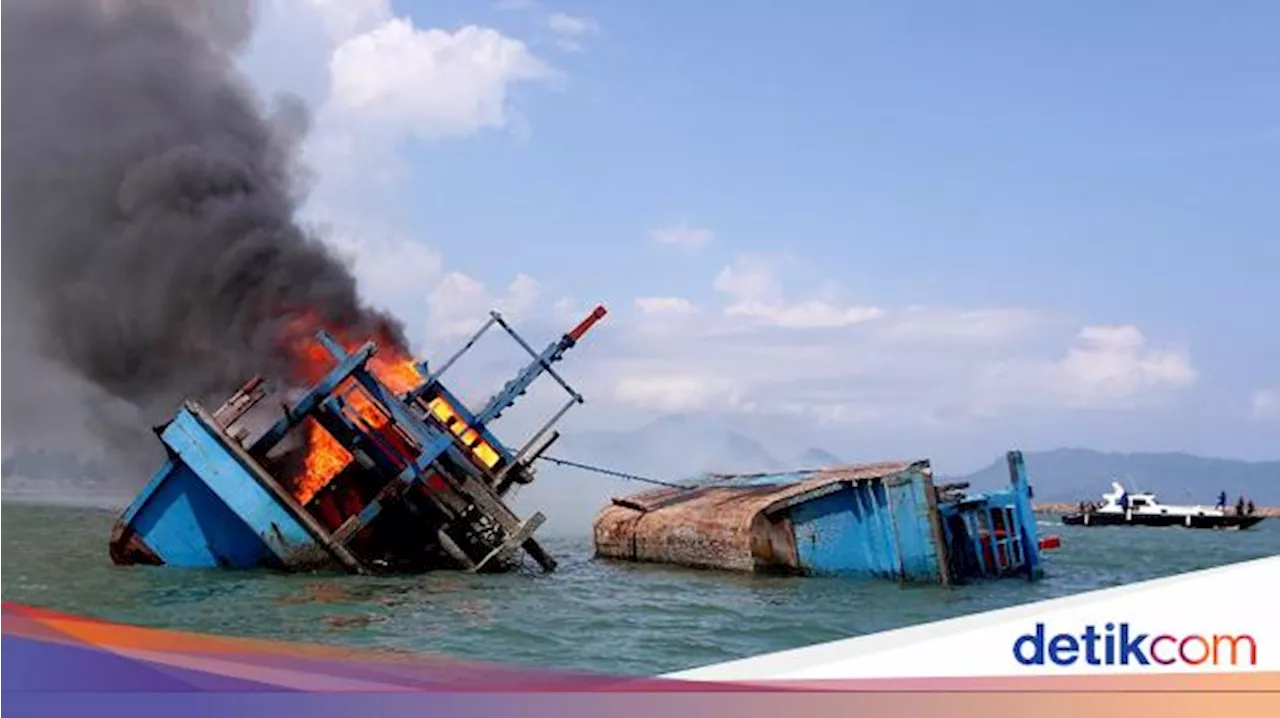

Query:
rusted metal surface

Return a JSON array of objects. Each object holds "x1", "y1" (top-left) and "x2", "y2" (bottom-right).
[
  {"x1": 593, "y1": 461, "x2": 919, "y2": 574},
  {"x1": 107, "y1": 523, "x2": 162, "y2": 567}
]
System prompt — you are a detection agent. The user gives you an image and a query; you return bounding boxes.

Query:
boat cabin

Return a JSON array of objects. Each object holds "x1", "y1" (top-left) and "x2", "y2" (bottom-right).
[
  {"x1": 1092, "y1": 482, "x2": 1221, "y2": 517},
  {"x1": 1064, "y1": 480, "x2": 1264, "y2": 530}
]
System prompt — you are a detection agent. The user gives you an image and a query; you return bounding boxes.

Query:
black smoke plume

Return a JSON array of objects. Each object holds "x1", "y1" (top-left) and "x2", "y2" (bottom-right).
[{"x1": 2, "y1": 0, "x2": 406, "y2": 480}]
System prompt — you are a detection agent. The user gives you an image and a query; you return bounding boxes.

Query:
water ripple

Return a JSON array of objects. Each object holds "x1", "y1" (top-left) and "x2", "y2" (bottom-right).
[{"x1": 4, "y1": 502, "x2": 1277, "y2": 675}]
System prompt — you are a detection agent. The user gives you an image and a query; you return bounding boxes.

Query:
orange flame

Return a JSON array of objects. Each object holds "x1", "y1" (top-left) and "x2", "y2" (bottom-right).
[
  {"x1": 279, "y1": 312, "x2": 423, "y2": 393},
  {"x1": 294, "y1": 419, "x2": 352, "y2": 505},
  {"x1": 338, "y1": 379, "x2": 389, "y2": 429},
  {"x1": 277, "y1": 312, "x2": 423, "y2": 504},
  {"x1": 368, "y1": 355, "x2": 423, "y2": 395}
]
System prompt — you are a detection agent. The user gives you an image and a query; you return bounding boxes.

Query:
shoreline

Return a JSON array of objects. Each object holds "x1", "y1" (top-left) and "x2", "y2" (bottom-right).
[{"x1": 1, "y1": 488, "x2": 131, "y2": 512}]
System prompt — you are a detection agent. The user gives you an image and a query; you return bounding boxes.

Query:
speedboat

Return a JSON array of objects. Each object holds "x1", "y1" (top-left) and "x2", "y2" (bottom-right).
[{"x1": 1062, "y1": 482, "x2": 1265, "y2": 530}]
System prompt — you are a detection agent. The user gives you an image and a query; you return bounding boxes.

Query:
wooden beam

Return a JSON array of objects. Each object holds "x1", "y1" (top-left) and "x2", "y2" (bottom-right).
[
  {"x1": 437, "y1": 527, "x2": 476, "y2": 570},
  {"x1": 473, "y1": 512, "x2": 545, "y2": 573}
]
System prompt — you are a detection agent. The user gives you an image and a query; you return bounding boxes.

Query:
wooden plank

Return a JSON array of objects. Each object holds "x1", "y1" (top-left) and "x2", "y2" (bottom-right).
[
  {"x1": 457, "y1": 472, "x2": 556, "y2": 572},
  {"x1": 611, "y1": 497, "x2": 650, "y2": 512},
  {"x1": 437, "y1": 527, "x2": 476, "y2": 570},
  {"x1": 883, "y1": 481, "x2": 907, "y2": 582},
  {"x1": 521, "y1": 537, "x2": 557, "y2": 572},
  {"x1": 186, "y1": 403, "x2": 366, "y2": 574},
  {"x1": 331, "y1": 478, "x2": 406, "y2": 545},
  {"x1": 921, "y1": 470, "x2": 952, "y2": 586},
  {"x1": 458, "y1": 475, "x2": 522, "y2": 532},
  {"x1": 473, "y1": 512, "x2": 545, "y2": 573}
]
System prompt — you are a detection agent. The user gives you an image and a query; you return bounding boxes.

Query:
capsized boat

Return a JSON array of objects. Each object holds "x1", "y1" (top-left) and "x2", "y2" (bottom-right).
[
  {"x1": 1062, "y1": 482, "x2": 1265, "y2": 530},
  {"x1": 593, "y1": 450, "x2": 1046, "y2": 585}
]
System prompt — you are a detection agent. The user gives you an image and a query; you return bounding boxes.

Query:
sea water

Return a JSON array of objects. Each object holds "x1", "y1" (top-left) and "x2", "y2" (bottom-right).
[{"x1": 3, "y1": 501, "x2": 1277, "y2": 676}]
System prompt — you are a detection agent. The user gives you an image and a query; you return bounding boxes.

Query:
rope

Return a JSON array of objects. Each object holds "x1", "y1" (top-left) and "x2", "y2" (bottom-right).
[{"x1": 536, "y1": 455, "x2": 692, "y2": 491}]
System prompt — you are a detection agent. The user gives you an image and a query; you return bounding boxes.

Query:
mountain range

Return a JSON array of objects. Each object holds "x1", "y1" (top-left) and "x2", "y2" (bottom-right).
[
  {"x1": 955, "y1": 448, "x2": 1279, "y2": 505},
  {"x1": 2, "y1": 448, "x2": 114, "y2": 484}
]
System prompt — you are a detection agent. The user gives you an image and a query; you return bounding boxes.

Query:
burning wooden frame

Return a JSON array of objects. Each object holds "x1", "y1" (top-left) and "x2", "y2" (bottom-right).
[{"x1": 109, "y1": 306, "x2": 607, "y2": 574}]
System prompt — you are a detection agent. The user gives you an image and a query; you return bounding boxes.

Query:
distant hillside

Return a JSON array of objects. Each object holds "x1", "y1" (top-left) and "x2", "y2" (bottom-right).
[
  {"x1": 554, "y1": 414, "x2": 790, "y2": 480},
  {"x1": 518, "y1": 415, "x2": 810, "y2": 534},
  {"x1": 958, "y1": 449, "x2": 1280, "y2": 504},
  {"x1": 2, "y1": 448, "x2": 112, "y2": 483},
  {"x1": 794, "y1": 448, "x2": 843, "y2": 467},
  {"x1": 1, "y1": 448, "x2": 136, "y2": 508}
]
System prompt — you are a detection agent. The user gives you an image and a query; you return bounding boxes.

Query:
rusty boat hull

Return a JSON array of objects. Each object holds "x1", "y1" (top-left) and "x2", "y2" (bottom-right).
[{"x1": 594, "y1": 451, "x2": 1044, "y2": 584}]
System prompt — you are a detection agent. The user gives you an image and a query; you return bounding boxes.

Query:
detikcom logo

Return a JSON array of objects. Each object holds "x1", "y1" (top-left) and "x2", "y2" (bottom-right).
[{"x1": 1013, "y1": 623, "x2": 1257, "y2": 667}]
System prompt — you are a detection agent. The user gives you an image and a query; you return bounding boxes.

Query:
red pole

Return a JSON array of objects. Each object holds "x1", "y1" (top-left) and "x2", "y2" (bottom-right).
[{"x1": 567, "y1": 304, "x2": 607, "y2": 343}]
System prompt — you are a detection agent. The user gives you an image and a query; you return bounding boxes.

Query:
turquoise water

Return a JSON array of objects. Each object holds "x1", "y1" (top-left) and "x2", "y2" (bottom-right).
[{"x1": 3, "y1": 500, "x2": 1277, "y2": 676}]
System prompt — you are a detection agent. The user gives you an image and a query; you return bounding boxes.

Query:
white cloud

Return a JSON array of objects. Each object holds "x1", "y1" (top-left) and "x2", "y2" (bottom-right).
[
  {"x1": 320, "y1": 223, "x2": 443, "y2": 313},
  {"x1": 712, "y1": 255, "x2": 883, "y2": 329},
  {"x1": 634, "y1": 297, "x2": 696, "y2": 314},
  {"x1": 725, "y1": 300, "x2": 885, "y2": 329},
  {"x1": 1055, "y1": 325, "x2": 1196, "y2": 403},
  {"x1": 546, "y1": 12, "x2": 599, "y2": 52},
  {"x1": 236, "y1": 5, "x2": 1206, "y2": 440},
  {"x1": 251, "y1": 2, "x2": 560, "y2": 215},
  {"x1": 1251, "y1": 388, "x2": 1280, "y2": 420},
  {"x1": 650, "y1": 224, "x2": 713, "y2": 249},
  {"x1": 614, "y1": 374, "x2": 741, "y2": 413},
  {"x1": 979, "y1": 324, "x2": 1196, "y2": 411},
  {"x1": 304, "y1": 0, "x2": 393, "y2": 41},
  {"x1": 712, "y1": 255, "x2": 783, "y2": 302},
  {"x1": 426, "y1": 272, "x2": 542, "y2": 340},
  {"x1": 239, "y1": 2, "x2": 565, "y2": 349},
  {"x1": 328, "y1": 21, "x2": 557, "y2": 140},
  {"x1": 547, "y1": 13, "x2": 599, "y2": 36},
  {"x1": 551, "y1": 296, "x2": 590, "y2": 324},
  {"x1": 596, "y1": 274, "x2": 1195, "y2": 425},
  {"x1": 887, "y1": 307, "x2": 1051, "y2": 342}
]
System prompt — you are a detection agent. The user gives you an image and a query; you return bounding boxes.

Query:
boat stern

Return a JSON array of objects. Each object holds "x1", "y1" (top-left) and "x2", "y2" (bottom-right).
[
  {"x1": 109, "y1": 403, "x2": 340, "y2": 571},
  {"x1": 934, "y1": 451, "x2": 1044, "y2": 583}
]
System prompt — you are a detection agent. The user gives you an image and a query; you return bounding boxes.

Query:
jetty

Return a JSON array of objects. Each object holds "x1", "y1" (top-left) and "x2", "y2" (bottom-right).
[
  {"x1": 109, "y1": 306, "x2": 607, "y2": 574},
  {"x1": 593, "y1": 451, "x2": 1045, "y2": 584}
]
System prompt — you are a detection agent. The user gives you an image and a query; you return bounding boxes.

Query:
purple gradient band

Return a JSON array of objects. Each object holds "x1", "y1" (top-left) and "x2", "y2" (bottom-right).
[{"x1": 5, "y1": 601, "x2": 1274, "y2": 717}]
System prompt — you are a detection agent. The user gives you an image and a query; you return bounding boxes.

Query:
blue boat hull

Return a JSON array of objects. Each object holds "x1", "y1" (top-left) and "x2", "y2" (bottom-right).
[
  {"x1": 786, "y1": 473, "x2": 946, "y2": 581},
  {"x1": 110, "y1": 403, "x2": 354, "y2": 571}
]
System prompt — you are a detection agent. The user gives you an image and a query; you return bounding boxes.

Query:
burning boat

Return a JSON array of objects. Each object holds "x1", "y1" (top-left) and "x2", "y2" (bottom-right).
[
  {"x1": 109, "y1": 305, "x2": 607, "y2": 574},
  {"x1": 593, "y1": 451, "x2": 1045, "y2": 584}
]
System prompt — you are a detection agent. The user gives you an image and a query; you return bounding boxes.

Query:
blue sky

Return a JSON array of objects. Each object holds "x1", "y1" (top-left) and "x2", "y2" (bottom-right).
[{"x1": 241, "y1": 1, "x2": 1278, "y2": 471}]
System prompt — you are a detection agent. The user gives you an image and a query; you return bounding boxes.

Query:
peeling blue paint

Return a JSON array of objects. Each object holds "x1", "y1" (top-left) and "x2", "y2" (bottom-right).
[
  {"x1": 788, "y1": 467, "x2": 946, "y2": 581},
  {"x1": 120, "y1": 406, "x2": 329, "y2": 569}
]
